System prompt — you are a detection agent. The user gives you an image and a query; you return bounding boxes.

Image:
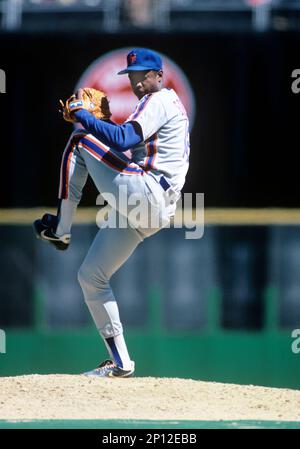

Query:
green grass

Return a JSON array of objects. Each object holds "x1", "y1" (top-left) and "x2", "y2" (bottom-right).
[{"x1": 1, "y1": 419, "x2": 300, "y2": 429}]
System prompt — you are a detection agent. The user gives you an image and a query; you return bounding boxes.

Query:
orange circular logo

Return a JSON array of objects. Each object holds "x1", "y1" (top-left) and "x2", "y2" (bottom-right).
[{"x1": 75, "y1": 47, "x2": 195, "y2": 128}]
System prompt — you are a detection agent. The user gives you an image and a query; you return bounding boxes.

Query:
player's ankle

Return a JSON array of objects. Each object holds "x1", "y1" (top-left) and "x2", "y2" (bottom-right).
[
  {"x1": 55, "y1": 231, "x2": 71, "y2": 243},
  {"x1": 56, "y1": 199, "x2": 77, "y2": 236},
  {"x1": 120, "y1": 361, "x2": 134, "y2": 371}
]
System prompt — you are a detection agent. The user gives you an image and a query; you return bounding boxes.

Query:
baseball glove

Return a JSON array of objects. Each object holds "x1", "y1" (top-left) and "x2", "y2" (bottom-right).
[{"x1": 59, "y1": 87, "x2": 111, "y2": 123}]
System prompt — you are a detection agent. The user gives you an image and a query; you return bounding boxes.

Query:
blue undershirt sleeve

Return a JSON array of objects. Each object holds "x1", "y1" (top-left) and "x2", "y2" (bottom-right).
[{"x1": 74, "y1": 109, "x2": 143, "y2": 152}]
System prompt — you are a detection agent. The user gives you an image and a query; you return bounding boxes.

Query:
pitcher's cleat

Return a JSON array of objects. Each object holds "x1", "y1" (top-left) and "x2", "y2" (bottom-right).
[
  {"x1": 83, "y1": 359, "x2": 135, "y2": 378},
  {"x1": 33, "y1": 213, "x2": 70, "y2": 251}
]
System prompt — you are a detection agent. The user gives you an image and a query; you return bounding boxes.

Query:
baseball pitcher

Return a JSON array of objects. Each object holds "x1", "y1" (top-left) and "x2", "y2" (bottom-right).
[{"x1": 34, "y1": 48, "x2": 190, "y2": 377}]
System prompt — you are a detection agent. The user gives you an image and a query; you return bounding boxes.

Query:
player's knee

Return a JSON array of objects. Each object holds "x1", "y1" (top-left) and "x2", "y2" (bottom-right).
[{"x1": 78, "y1": 262, "x2": 108, "y2": 292}]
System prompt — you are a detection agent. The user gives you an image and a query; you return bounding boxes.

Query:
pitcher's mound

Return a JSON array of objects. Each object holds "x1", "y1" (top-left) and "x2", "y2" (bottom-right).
[{"x1": 0, "y1": 375, "x2": 300, "y2": 421}]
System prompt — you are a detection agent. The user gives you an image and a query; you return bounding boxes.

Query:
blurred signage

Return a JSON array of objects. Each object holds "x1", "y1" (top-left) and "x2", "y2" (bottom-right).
[{"x1": 246, "y1": 0, "x2": 272, "y2": 5}]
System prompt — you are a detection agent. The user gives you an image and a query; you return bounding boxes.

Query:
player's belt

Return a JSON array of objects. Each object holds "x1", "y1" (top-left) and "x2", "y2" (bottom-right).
[{"x1": 159, "y1": 176, "x2": 171, "y2": 191}]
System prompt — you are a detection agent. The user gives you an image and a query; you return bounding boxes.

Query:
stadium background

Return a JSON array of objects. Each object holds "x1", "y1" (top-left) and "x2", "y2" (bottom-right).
[{"x1": 1, "y1": 0, "x2": 300, "y2": 391}]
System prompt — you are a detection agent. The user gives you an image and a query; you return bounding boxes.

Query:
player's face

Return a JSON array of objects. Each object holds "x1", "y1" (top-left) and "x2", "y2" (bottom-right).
[{"x1": 128, "y1": 70, "x2": 163, "y2": 99}]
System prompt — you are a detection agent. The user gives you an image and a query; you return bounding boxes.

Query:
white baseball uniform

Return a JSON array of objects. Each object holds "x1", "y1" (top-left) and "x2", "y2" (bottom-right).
[
  {"x1": 57, "y1": 87, "x2": 190, "y2": 370},
  {"x1": 128, "y1": 87, "x2": 190, "y2": 195}
]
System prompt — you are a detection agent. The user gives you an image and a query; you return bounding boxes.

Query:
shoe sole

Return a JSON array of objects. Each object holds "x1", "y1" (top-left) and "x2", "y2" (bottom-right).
[
  {"x1": 108, "y1": 370, "x2": 135, "y2": 378},
  {"x1": 83, "y1": 367, "x2": 135, "y2": 378},
  {"x1": 33, "y1": 221, "x2": 69, "y2": 251}
]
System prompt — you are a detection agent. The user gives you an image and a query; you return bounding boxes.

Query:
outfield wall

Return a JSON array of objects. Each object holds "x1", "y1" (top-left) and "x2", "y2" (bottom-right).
[{"x1": 1, "y1": 209, "x2": 300, "y2": 388}]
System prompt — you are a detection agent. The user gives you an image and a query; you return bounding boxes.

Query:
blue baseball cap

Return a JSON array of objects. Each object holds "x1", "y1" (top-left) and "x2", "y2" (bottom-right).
[{"x1": 117, "y1": 48, "x2": 162, "y2": 75}]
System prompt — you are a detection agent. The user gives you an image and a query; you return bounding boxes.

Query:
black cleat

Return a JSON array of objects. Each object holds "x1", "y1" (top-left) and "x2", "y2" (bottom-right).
[{"x1": 33, "y1": 213, "x2": 70, "y2": 251}]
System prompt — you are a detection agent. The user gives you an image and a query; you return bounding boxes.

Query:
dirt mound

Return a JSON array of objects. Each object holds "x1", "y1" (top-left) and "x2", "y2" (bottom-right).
[{"x1": 0, "y1": 375, "x2": 299, "y2": 421}]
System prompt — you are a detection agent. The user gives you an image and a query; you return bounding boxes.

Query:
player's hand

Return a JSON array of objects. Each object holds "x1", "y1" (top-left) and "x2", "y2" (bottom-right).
[
  {"x1": 59, "y1": 93, "x2": 83, "y2": 122},
  {"x1": 74, "y1": 88, "x2": 84, "y2": 101},
  {"x1": 68, "y1": 90, "x2": 85, "y2": 114}
]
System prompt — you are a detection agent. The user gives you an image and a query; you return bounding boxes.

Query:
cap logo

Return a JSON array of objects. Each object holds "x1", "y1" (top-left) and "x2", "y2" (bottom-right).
[{"x1": 128, "y1": 53, "x2": 137, "y2": 65}]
